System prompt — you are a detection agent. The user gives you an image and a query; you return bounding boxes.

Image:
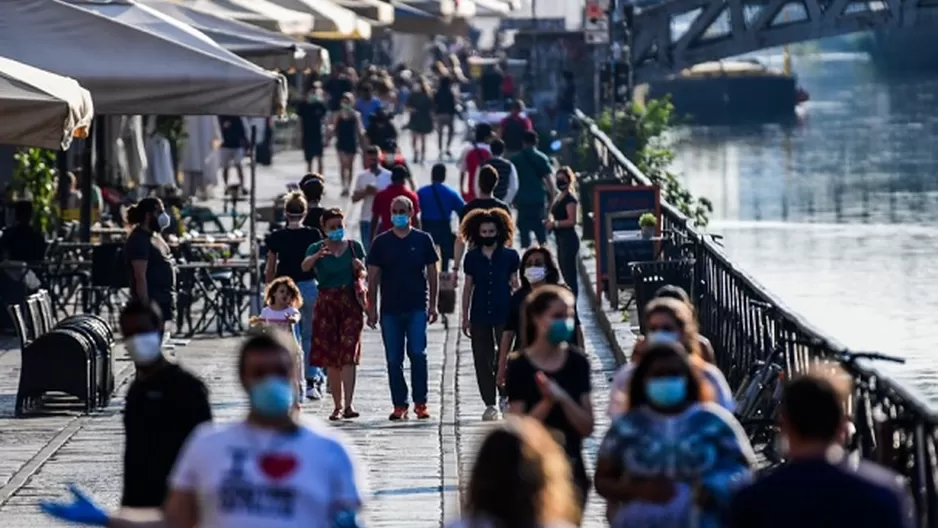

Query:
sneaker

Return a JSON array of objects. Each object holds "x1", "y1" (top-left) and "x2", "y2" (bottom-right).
[
  {"x1": 389, "y1": 406, "x2": 409, "y2": 421},
  {"x1": 482, "y1": 405, "x2": 499, "y2": 421},
  {"x1": 498, "y1": 396, "x2": 509, "y2": 413},
  {"x1": 305, "y1": 386, "x2": 322, "y2": 400},
  {"x1": 414, "y1": 404, "x2": 431, "y2": 420}
]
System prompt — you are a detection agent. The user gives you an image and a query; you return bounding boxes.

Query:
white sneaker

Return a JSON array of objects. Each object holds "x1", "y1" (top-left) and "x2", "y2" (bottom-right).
[
  {"x1": 306, "y1": 386, "x2": 322, "y2": 400},
  {"x1": 482, "y1": 406, "x2": 499, "y2": 421}
]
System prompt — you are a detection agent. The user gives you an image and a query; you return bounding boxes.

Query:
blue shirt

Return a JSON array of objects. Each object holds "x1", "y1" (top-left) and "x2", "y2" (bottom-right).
[
  {"x1": 463, "y1": 246, "x2": 520, "y2": 325},
  {"x1": 417, "y1": 183, "x2": 465, "y2": 222},
  {"x1": 355, "y1": 97, "x2": 382, "y2": 128},
  {"x1": 366, "y1": 229, "x2": 439, "y2": 315}
]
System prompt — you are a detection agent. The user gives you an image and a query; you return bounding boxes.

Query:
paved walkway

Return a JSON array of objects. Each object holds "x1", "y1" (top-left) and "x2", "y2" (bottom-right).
[{"x1": 0, "y1": 130, "x2": 627, "y2": 527}]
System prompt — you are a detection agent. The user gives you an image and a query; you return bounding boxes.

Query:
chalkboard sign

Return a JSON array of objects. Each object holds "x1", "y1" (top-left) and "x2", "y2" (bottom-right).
[{"x1": 592, "y1": 184, "x2": 660, "y2": 298}]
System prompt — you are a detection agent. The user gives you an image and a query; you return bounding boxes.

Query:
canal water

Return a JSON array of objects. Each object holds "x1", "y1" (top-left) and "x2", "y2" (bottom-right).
[{"x1": 674, "y1": 51, "x2": 938, "y2": 405}]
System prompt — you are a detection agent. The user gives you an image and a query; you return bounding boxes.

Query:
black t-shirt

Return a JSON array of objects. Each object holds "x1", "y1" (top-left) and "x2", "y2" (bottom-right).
[
  {"x1": 325, "y1": 77, "x2": 353, "y2": 110},
  {"x1": 504, "y1": 285, "x2": 581, "y2": 351},
  {"x1": 506, "y1": 348, "x2": 591, "y2": 459},
  {"x1": 729, "y1": 458, "x2": 914, "y2": 528},
  {"x1": 266, "y1": 226, "x2": 323, "y2": 283},
  {"x1": 480, "y1": 70, "x2": 504, "y2": 102},
  {"x1": 459, "y1": 197, "x2": 511, "y2": 220},
  {"x1": 125, "y1": 227, "x2": 176, "y2": 314},
  {"x1": 297, "y1": 100, "x2": 327, "y2": 142},
  {"x1": 303, "y1": 206, "x2": 326, "y2": 231},
  {"x1": 122, "y1": 364, "x2": 212, "y2": 507},
  {"x1": 0, "y1": 223, "x2": 46, "y2": 261},
  {"x1": 551, "y1": 193, "x2": 578, "y2": 233}
]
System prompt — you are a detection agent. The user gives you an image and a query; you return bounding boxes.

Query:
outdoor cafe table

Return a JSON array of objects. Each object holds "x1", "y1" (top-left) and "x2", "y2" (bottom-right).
[{"x1": 175, "y1": 260, "x2": 253, "y2": 337}]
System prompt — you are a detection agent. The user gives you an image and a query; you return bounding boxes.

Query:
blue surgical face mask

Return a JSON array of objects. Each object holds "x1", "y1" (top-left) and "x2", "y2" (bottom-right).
[
  {"x1": 391, "y1": 214, "x2": 410, "y2": 228},
  {"x1": 645, "y1": 376, "x2": 688, "y2": 408},
  {"x1": 249, "y1": 377, "x2": 294, "y2": 417},
  {"x1": 547, "y1": 318, "x2": 575, "y2": 344},
  {"x1": 647, "y1": 330, "x2": 680, "y2": 344},
  {"x1": 328, "y1": 228, "x2": 345, "y2": 241}
]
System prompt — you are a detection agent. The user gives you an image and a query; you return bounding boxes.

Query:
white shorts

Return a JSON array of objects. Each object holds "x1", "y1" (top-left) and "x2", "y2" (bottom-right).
[{"x1": 219, "y1": 147, "x2": 244, "y2": 167}]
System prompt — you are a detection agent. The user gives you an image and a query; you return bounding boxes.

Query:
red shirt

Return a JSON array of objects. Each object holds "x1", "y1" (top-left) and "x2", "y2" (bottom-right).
[
  {"x1": 462, "y1": 145, "x2": 492, "y2": 202},
  {"x1": 499, "y1": 114, "x2": 533, "y2": 132},
  {"x1": 371, "y1": 183, "x2": 420, "y2": 234}
]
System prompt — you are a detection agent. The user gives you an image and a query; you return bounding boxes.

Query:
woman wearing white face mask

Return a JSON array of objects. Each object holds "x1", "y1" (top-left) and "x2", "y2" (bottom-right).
[
  {"x1": 497, "y1": 247, "x2": 584, "y2": 396},
  {"x1": 125, "y1": 197, "x2": 177, "y2": 331}
]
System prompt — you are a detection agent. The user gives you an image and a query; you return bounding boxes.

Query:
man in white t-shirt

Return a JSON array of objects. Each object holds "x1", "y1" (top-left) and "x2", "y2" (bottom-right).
[
  {"x1": 352, "y1": 146, "x2": 392, "y2": 251},
  {"x1": 38, "y1": 330, "x2": 367, "y2": 528}
]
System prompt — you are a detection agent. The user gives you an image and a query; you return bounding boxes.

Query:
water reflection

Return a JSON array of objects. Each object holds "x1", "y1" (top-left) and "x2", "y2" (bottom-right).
[{"x1": 673, "y1": 52, "x2": 938, "y2": 404}]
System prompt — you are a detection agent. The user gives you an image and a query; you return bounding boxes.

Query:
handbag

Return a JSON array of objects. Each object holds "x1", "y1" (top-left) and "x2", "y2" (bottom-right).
[{"x1": 347, "y1": 241, "x2": 368, "y2": 312}]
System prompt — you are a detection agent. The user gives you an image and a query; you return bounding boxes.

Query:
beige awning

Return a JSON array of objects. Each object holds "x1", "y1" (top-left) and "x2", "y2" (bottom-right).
[
  {"x1": 388, "y1": 1, "x2": 470, "y2": 35},
  {"x1": 185, "y1": 0, "x2": 315, "y2": 35},
  {"x1": 400, "y1": 0, "x2": 475, "y2": 18},
  {"x1": 0, "y1": 56, "x2": 94, "y2": 150},
  {"x1": 268, "y1": 0, "x2": 372, "y2": 39},
  {"x1": 143, "y1": 0, "x2": 324, "y2": 71},
  {"x1": 0, "y1": 0, "x2": 286, "y2": 116},
  {"x1": 331, "y1": 0, "x2": 394, "y2": 25}
]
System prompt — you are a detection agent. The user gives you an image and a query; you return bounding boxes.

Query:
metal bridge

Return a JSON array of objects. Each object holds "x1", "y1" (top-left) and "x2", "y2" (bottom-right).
[{"x1": 628, "y1": 0, "x2": 938, "y2": 80}]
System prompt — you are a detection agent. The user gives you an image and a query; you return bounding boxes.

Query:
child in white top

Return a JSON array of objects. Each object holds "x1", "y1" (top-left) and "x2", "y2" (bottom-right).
[{"x1": 258, "y1": 277, "x2": 303, "y2": 397}]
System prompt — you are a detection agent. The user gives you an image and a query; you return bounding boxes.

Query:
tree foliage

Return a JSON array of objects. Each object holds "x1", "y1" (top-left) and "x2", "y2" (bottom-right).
[
  {"x1": 11, "y1": 148, "x2": 57, "y2": 234},
  {"x1": 595, "y1": 97, "x2": 713, "y2": 227}
]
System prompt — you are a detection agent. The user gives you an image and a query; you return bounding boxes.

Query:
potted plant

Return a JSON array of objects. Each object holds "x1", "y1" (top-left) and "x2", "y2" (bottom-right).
[{"x1": 639, "y1": 213, "x2": 657, "y2": 239}]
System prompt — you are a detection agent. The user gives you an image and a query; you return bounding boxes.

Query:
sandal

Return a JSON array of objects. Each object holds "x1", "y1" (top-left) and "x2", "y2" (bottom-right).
[
  {"x1": 343, "y1": 408, "x2": 360, "y2": 419},
  {"x1": 329, "y1": 408, "x2": 342, "y2": 421}
]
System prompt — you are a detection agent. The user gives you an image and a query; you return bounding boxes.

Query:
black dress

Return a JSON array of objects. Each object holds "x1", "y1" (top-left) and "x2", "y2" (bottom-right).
[
  {"x1": 335, "y1": 114, "x2": 358, "y2": 155},
  {"x1": 407, "y1": 91, "x2": 434, "y2": 134}
]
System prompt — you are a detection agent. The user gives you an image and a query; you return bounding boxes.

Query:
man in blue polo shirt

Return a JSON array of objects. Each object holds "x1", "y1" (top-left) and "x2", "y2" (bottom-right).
[
  {"x1": 416, "y1": 164, "x2": 464, "y2": 271},
  {"x1": 366, "y1": 195, "x2": 440, "y2": 421}
]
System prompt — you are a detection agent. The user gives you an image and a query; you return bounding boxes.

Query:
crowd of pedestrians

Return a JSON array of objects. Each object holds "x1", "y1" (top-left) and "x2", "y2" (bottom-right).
[{"x1": 34, "y1": 61, "x2": 917, "y2": 528}]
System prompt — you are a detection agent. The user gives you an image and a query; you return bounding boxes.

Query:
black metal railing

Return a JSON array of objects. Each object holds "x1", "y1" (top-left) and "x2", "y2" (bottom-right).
[{"x1": 574, "y1": 110, "x2": 938, "y2": 527}]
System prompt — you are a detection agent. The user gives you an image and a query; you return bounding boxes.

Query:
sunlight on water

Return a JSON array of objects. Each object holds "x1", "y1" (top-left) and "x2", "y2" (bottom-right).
[{"x1": 673, "y1": 51, "x2": 938, "y2": 405}]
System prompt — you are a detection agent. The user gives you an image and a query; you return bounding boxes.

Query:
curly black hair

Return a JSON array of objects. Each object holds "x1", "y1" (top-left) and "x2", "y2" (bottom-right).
[{"x1": 459, "y1": 208, "x2": 515, "y2": 247}]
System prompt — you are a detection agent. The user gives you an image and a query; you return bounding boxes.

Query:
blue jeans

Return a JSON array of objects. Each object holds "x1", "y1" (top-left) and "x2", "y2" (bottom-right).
[
  {"x1": 380, "y1": 310, "x2": 429, "y2": 407},
  {"x1": 297, "y1": 280, "x2": 323, "y2": 382},
  {"x1": 360, "y1": 220, "x2": 373, "y2": 253}
]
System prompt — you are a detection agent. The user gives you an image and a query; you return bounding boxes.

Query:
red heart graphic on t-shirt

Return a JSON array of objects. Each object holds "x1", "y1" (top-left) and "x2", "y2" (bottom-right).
[{"x1": 258, "y1": 453, "x2": 298, "y2": 480}]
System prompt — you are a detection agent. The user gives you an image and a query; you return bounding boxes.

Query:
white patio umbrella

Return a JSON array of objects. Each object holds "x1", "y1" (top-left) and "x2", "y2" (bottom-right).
[
  {"x1": 0, "y1": 0, "x2": 286, "y2": 116},
  {"x1": 0, "y1": 56, "x2": 94, "y2": 150},
  {"x1": 143, "y1": 0, "x2": 325, "y2": 71},
  {"x1": 269, "y1": 0, "x2": 372, "y2": 39},
  {"x1": 184, "y1": 0, "x2": 315, "y2": 35},
  {"x1": 331, "y1": 0, "x2": 394, "y2": 25}
]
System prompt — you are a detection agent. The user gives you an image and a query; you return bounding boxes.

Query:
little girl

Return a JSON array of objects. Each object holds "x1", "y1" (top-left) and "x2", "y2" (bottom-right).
[{"x1": 257, "y1": 276, "x2": 304, "y2": 399}]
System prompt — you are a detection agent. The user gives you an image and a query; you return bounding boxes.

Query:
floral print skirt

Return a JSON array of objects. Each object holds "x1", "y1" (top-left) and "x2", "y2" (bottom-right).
[{"x1": 312, "y1": 287, "x2": 364, "y2": 368}]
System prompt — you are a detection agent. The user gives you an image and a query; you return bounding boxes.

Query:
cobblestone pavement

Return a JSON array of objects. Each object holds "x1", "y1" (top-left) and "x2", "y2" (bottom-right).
[{"x1": 0, "y1": 130, "x2": 630, "y2": 527}]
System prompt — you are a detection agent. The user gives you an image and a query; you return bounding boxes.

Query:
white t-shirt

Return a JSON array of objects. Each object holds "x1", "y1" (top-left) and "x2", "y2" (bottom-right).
[
  {"x1": 607, "y1": 362, "x2": 736, "y2": 419},
  {"x1": 259, "y1": 306, "x2": 300, "y2": 322},
  {"x1": 354, "y1": 167, "x2": 392, "y2": 218},
  {"x1": 170, "y1": 420, "x2": 365, "y2": 528}
]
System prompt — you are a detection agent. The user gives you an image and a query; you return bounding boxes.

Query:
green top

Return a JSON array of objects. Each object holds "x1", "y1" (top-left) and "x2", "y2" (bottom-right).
[
  {"x1": 305, "y1": 240, "x2": 366, "y2": 289},
  {"x1": 511, "y1": 147, "x2": 553, "y2": 206}
]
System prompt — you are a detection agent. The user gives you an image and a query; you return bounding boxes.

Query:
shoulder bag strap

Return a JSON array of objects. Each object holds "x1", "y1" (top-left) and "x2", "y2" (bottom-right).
[{"x1": 430, "y1": 184, "x2": 448, "y2": 222}]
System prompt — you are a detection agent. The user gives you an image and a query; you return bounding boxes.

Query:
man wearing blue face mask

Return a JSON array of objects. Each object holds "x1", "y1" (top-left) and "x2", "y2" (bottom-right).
[
  {"x1": 367, "y1": 195, "x2": 440, "y2": 421},
  {"x1": 119, "y1": 300, "x2": 212, "y2": 511},
  {"x1": 40, "y1": 329, "x2": 367, "y2": 528},
  {"x1": 370, "y1": 165, "x2": 422, "y2": 239}
]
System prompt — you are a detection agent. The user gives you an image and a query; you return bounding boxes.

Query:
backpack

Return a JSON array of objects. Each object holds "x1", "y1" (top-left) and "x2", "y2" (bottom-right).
[{"x1": 502, "y1": 116, "x2": 526, "y2": 151}]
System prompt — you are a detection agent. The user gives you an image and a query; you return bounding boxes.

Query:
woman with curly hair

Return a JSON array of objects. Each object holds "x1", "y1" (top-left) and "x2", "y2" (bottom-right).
[
  {"x1": 448, "y1": 416, "x2": 581, "y2": 528},
  {"x1": 460, "y1": 207, "x2": 520, "y2": 421}
]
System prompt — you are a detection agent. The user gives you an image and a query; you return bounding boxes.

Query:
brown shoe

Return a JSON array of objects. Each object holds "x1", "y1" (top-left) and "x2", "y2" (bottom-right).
[
  {"x1": 389, "y1": 406, "x2": 409, "y2": 421},
  {"x1": 414, "y1": 404, "x2": 430, "y2": 420}
]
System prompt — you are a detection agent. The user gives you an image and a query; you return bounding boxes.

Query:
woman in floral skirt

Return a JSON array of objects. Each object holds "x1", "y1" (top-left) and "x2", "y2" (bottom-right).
[{"x1": 301, "y1": 208, "x2": 366, "y2": 421}]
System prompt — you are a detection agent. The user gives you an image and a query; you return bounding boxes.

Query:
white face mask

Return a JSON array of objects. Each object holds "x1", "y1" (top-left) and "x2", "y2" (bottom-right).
[
  {"x1": 157, "y1": 212, "x2": 171, "y2": 230},
  {"x1": 126, "y1": 332, "x2": 163, "y2": 365},
  {"x1": 524, "y1": 266, "x2": 546, "y2": 283}
]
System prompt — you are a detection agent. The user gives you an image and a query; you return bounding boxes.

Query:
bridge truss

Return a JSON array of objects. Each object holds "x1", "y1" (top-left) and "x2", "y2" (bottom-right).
[{"x1": 629, "y1": 0, "x2": 938, "y2": 81}]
